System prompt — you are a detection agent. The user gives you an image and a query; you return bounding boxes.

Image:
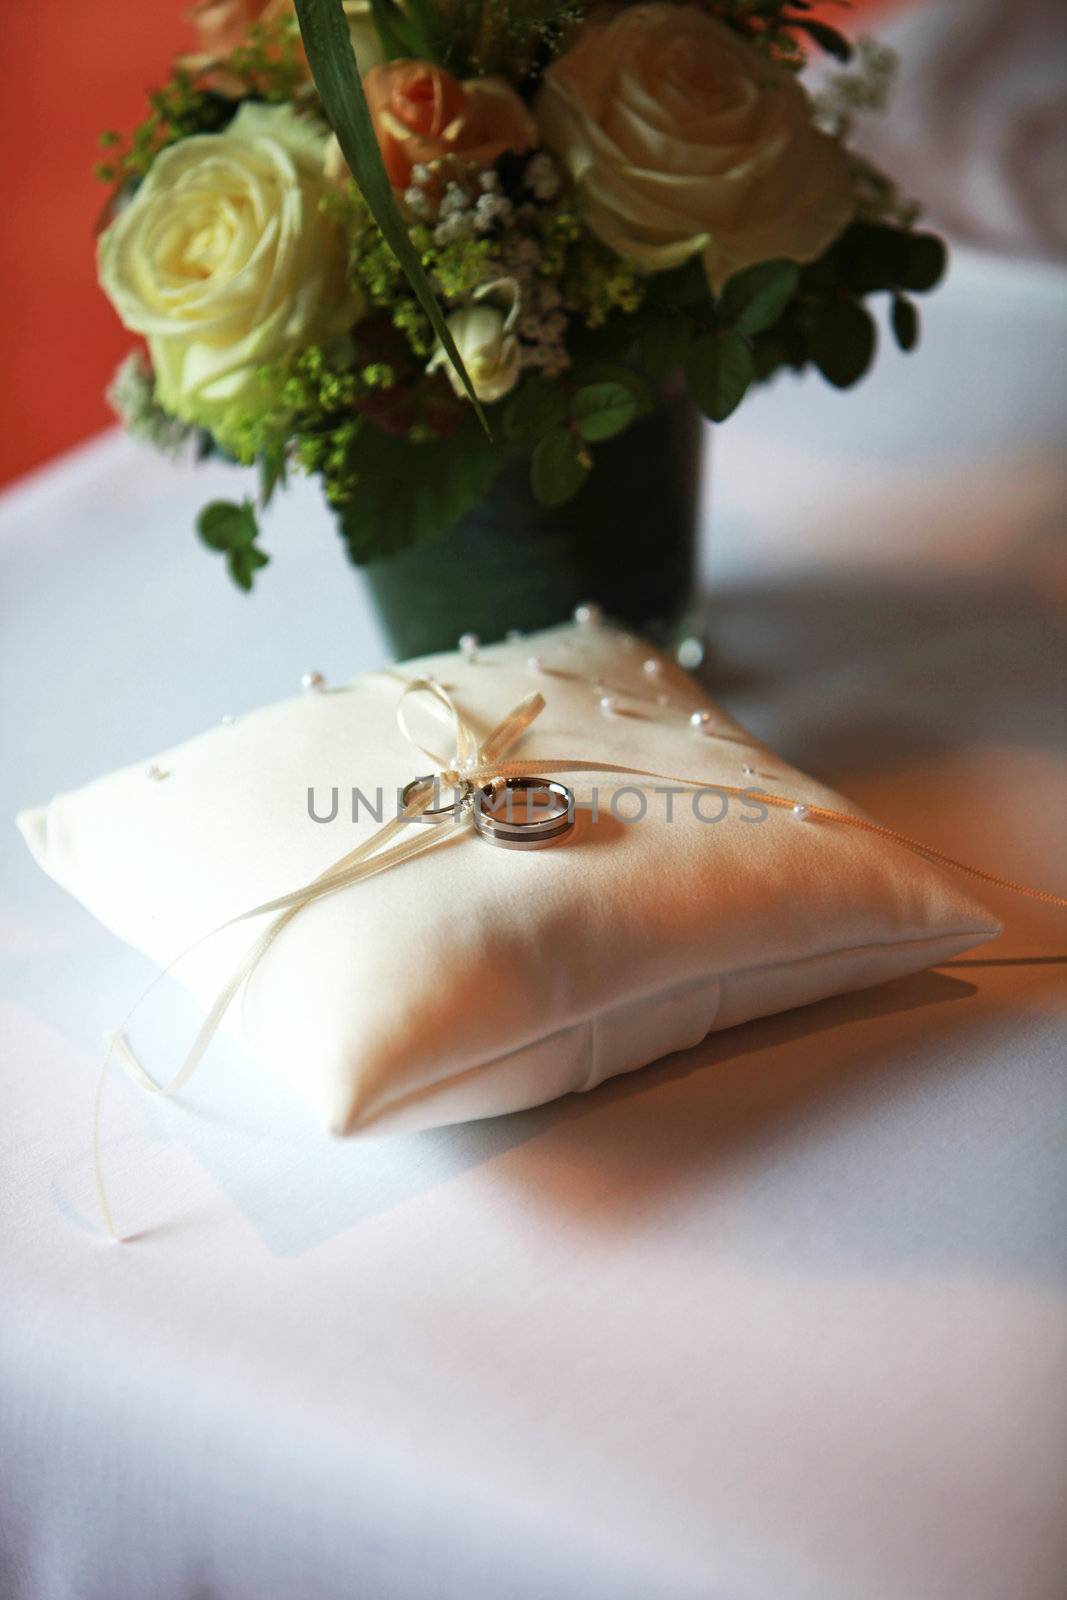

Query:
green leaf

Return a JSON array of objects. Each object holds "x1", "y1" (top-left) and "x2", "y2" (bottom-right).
[
  {"x1": 644, "y1": 257, "x2": 712, "y2": 312},
  {"x1": 792, "y1": 18, "x2": 853, "y2": 61},
  {"x1": 636, "y1": 312, "x2": 692, "y2": 380},
  {"x1": 836, "y1": 222, "x2": 911, "y2": 293},
  {"x1": 900, "y1": 232, "x2": 947, "y2": 293},
  {"x1": 227, "y1": 545, "x2": 269, "y2": 592},
  {"x1": 293, "y1": 0, "x2": 487, "y2": 433},
  {"x1": 196, "y1": 499, "x2": 258, "y2": 552},
  {"x1": 717, "y1": 259, "x2": 800, "y2": 336},
  {"x1": 531, "y1": 428, "x2": 590, "y2": 508},
  {"x1": 751, "y1": 333, "x2": 791, "y2": 383},
  {"x1": 806, "y1": 300, "x2": 877, "y2": 388},
  {"x1": 502, "y1": 376, "x2": 569, "y2": 444},
  {"x1": 686, "y1": 331, "x2": 755, "y2": 422},
  {"x1": 340, "y1": 412, "x2": 504, "y2": 562},
  {"x1": 366, "y1": 0, "x2": 420, "y2": 58},
  {"x1": 890, "y1": 294, "x2": 919, "y2": 352},
  {"x1": 394, "y1": 0, "x2": 442, "y2": 59},
  {"x1": 571, "y1": 382, "x2": 639, "y2": 443},
  {"x1": 566, "y1": 361, "x2": 653, "y2": 415},
  {"x1": 259, "y1": 444, "x2": 288, "y2": 507}
]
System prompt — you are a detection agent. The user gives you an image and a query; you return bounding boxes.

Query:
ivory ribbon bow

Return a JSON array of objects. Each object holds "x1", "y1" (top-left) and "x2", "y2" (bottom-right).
[{"x1": 96, "y1": 674, "x2": 1066, "y2": 1239}]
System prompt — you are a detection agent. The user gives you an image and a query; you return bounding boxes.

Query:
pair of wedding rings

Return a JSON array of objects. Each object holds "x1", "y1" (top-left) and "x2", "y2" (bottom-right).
[{"x1": 402, "y1": 774, "x2": 575, "y2": 850}]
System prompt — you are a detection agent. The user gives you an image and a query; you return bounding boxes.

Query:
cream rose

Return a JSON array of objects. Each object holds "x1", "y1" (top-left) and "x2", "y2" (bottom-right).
[
  {"x1": 98, "y1": 103, "x2": 360, "y2": 431},
  {"x1": 537, "y1": 4, "x2": 855, "y2": 291},
  {"x1": 427, "y1": 280, "x2": 521, "y2": 403}
]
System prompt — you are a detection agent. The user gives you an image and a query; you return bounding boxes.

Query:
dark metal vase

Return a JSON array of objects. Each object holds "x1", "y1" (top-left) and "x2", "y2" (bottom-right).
[{"x1": 360, "y1": 394, "x2": 704, "y2": 660}]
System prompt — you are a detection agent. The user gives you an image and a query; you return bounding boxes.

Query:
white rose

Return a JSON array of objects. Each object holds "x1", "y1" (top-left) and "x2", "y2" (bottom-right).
[
  {"x1": 428, "y1": 281, "x2": 522, "y2": 404},
  {"x1": 98, "y1": 104, "x2": 360, "y2": 430},
  {"x1": 537, "y1": 4, "x2": 855, "y2": 291}
]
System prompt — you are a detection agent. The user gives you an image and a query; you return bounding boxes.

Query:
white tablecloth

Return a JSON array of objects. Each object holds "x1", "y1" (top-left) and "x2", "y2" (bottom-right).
[{"x1": 2, "y1": 245, "x2": 1066, "y2": 1600}]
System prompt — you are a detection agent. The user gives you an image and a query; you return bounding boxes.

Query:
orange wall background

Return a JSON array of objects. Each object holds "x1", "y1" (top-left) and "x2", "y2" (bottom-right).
[
  {"x1": 0, "y1": 0, "x2": 905, "y2": 488},
  {"x1": 1, "y1": 3, "x2": 191, "y2": 487}
]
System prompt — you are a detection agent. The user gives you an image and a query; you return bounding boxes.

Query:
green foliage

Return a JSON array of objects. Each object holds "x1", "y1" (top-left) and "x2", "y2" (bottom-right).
[
  {"x1": 803, "y1": 299, "x2": 877, "y2": 388},
  {"x1": 95, "y1": 15, "x2": 306, "y2": 188},
  {"x1": 560, "y1": 232, "x2": 645, "y2": 328},
  {"x1": 709, "y1": 0, "x2": 853, "y2": 71},
  {"x1": 96, "y1": 77, "x2": 237, "y2": 186},
  {"x1": 746, "y1": 220, "x2": 947, "y2": 390},
  {"x1": 899, "y1": 234, "x2": 947, "y2": 292},
  {"x1": 717, "y1": 259, "x2": 800, "y2": 336},
  {"x1": 293, "y1": 0, "x2": 486, "y2": 429},
  {"x1": 223, "y1": 17, "x2": 306, "y2": 99},
  {"x1": 338, "y1": 411, "x2": 504, "y2": 561},
  {"x1": 196, "y1": 500, "x2": 271, "y2": 591},
  {"x1": 571, "y1": 382, "x2": 638, "y2": 442},
  {"x1": 891, "y1": 294, "x2": 919, "y2": 352},
  {"x1": 366, "y1": 0, "x2": 426, "y2": 59},
  {"x1": 432, "y1": 0, "x2": 587, "y2": 81},
  {"x1": 502, "y1": 377, "x2": 569, "y2": 443},
  {"x1": 499, "y1": 361, "x2": 652, "y2": 510},
  {"x1": 686, "y1": 331, "x2": 756, "y2": 422},
  {"x1": 834, "y1": 222, "x2": 946, "y2": 295},
  {"x1": 531, "y1": 428, "x2": 590, "y2": 508},
  {"x1": 336, "y1": 183, "x2": 495, "y2": 357},
  {"x1": 636, "y1": 313, "x2": 692, "y2": 381}
]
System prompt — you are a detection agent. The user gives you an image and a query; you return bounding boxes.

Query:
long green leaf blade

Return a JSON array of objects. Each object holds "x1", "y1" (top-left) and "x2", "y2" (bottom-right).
[{"x1": 293, "y1": 0, "x2": 488, "y2": 431}]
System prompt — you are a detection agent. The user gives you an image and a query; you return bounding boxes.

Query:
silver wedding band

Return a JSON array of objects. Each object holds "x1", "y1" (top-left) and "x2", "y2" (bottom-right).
[
  {"x1": 401, "y1": 774, "x2": 474, "y2": 823},
  {"x1": 472, "y1": 776, "x2": 575, "y2": 850}
]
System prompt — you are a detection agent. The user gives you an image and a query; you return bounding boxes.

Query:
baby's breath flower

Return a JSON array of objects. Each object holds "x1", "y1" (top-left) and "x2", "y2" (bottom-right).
[
  {"x1": 474, "y1": 192, "x2": 513, "y2": 234},
  {"x1": 524, "y1": 152, "x2": 560, "y2": 201},
  {"x1": 439, "y1": 182, "x2": 472, "y2": 218},
  {"x1": 403, "y1": 185, "x2": 436, "y2": 220},
  {"x1": 434, "y1": 213, "x2": 473, "y2": 246}
]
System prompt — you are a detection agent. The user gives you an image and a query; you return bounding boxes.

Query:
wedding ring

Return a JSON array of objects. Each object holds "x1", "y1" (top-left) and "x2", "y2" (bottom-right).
[
  {"x1": 401, "y1": 774, "x2": 473, "y2": 823},
  {"x1": 472, "y1": 776, "x2": 575, "y2": 850}
]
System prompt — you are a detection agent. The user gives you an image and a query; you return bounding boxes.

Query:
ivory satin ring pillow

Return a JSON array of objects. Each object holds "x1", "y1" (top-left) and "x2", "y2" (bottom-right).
[{"x1": 17, "y1": 621, "x2": 999, "y2": 1136}]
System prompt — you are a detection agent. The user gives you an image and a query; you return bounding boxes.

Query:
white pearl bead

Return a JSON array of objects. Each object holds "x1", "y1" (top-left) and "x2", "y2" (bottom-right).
[
  {"x1": 527, "y1": 654, "x2": 544, "y2": 673},
  {"x1": 792, "y1": 803, "x2": 810, "y2": 820},
  {"x1": 458, "y1": 632, "x2": 479, "y2": 661},
  {"x1": 642, "y1": 658, "x2": 661, "y2": 677},
  {"x1": 599, "y1": 695, "x2": 618, "y2": 715},
  {"x1": 301, "y1": 670, "x2": 326, "y2": 692},
  {"x1": 145, "y1": 763, "x2": 164, "y2": 781},
  {"x1": 573, "y1": 601, "x2": 602, "y2": 625},
  {"x1": 689, "y1": 709, "x2": 712, "y2": 730},
  {"x1": 676, "y1": 636, "x2": 705, "y2": 671}
]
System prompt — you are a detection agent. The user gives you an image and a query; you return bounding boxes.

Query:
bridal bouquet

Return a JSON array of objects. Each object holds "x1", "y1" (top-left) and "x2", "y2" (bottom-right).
[{"x1": 97, "y1": 0, "x2": 945, "y2": 589}]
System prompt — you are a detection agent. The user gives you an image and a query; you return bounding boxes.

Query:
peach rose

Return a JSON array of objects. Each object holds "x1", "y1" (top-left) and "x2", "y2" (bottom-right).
[
  {"x1": 181, "y1": 0, "x2": 383, "y2": 83},
  {"x1": 537, "y1": 4, "x2": 854, "y2": 291},
  {"x1": 362, "y1": 60, "x2": 537, "y2": 191}
]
